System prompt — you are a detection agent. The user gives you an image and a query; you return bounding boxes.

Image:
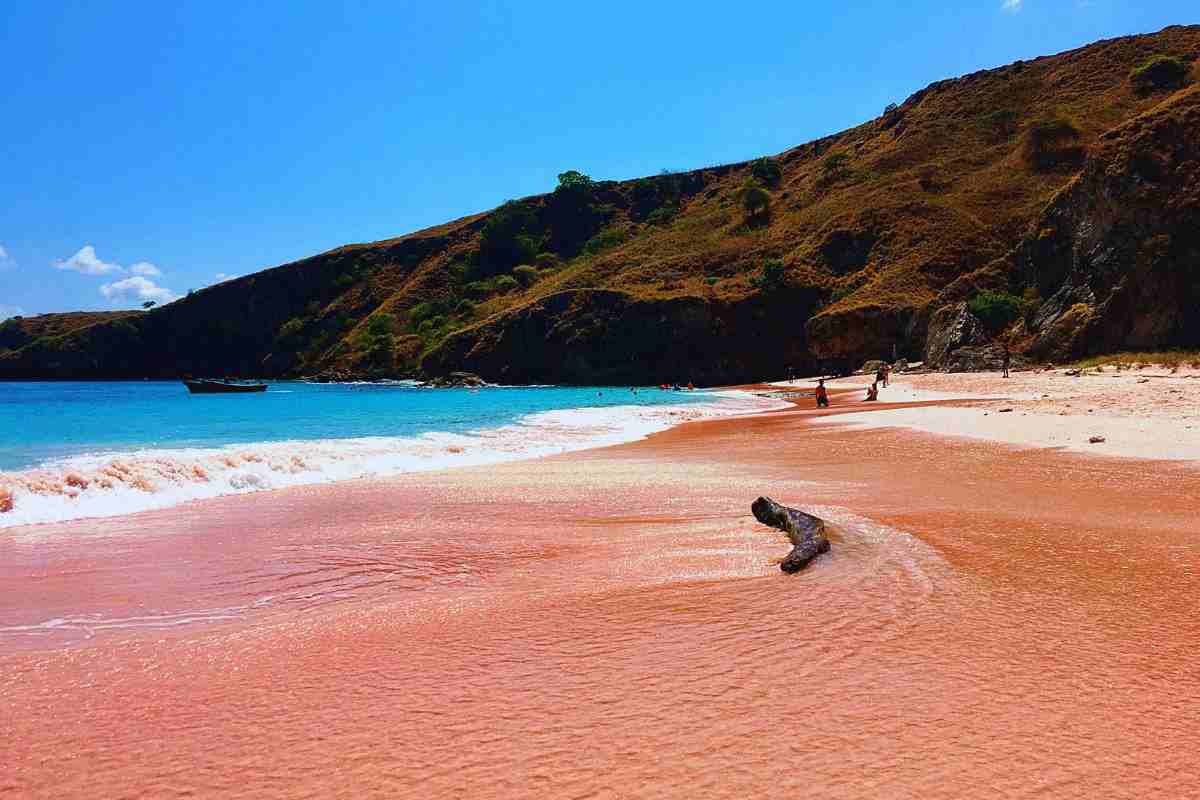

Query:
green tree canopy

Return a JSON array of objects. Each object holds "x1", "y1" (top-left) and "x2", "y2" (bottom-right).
[
  {"x1": 738, "y1": 179, "x2": 770, "y2": 219},
  {"x1": 750, "y1": 157, "x2": 782, "y2": 187},
  {"x1": 478, "y1": 201, "x2": 541, "y2": 275}
]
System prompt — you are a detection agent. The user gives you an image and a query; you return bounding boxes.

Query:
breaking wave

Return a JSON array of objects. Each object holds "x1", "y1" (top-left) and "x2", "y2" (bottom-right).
[{"x1": 0, "y1": 391, "x2": 785, "y2": 529}]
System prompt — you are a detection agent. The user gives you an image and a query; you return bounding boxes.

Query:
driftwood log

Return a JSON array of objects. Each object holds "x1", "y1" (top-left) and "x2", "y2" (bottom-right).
[{"x1": 751, "y1": 496, "x2": 831, "y2": 573}]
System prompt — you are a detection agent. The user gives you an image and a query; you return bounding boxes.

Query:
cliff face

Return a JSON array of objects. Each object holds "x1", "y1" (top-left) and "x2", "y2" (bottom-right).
[
  {"x1": 1017, "y1": 85, "x2": 1200, "y2": 361},
  {"x1": 421, "y1": 288, "x2": 825, "y2": 385},
  {"x1": 3, "y1": 26, "x2": 1199, "y2": 382}
]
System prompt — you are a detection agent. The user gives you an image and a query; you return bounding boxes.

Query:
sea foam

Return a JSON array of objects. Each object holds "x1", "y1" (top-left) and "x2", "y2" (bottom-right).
[{"x1": 0, "y1": 391, "x2": 784, "y2": 530}]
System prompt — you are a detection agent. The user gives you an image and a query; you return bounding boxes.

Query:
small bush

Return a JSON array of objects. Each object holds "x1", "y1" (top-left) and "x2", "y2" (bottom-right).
[
  {"x1": 705, "y1": 275, "x2": 719, "y2": 286},
  {"x1": 737, "y1": 179, "x2": 770, "y2": 219},
  {"x1": 820, "y1": 153, "x2": 851, "y2": 183},
  {"x1": 556, "y1": 170, "x2": 595, "y2": 194},
  {"x1": 645, "y1": 205, "x2": 678, "y2": 226},
  {"x1": 752, "y1": 259, "x2": 787, "y2": 291},
  {"x1": 512, "y1": 265, "x2": 539, "y2": 287},
  {"x1": 410, "y1": 301, "x2": 452, "y2": 326},
  {"x1": 417, "y1": 316, "x2": 445, "y2": 335},
  {"x1": 1023, "y1": 117, "x2": 1084, "y2": 172},
  {"x1": 366, "y1": 313, "x2": 395, "y2": 338},
  {"x1": 1130, "y1": 55, "x2": 1191, "y2": 94},
  {"x1": 968, "y1": 291, "x2": 1022, "y2": 332},
  {"x1": 534, "y1": 253, "x2": 560, "y2": 269},
  {"x1": 493, "y1": 275, "x2": 519, "y2": 293},
  {"x1": 464, "y1": 281, "x2": 494, "y2": 299},
  {"x1": 455, "y1": 299, "x2": 476, "y2": 316},
  {"x1": 583, "y1": 228, "x2": 627, "y2": 255},
  {"x1": 750, "y1": 157, "x2": 783, "y2": 187},
  {"x1": 277, "y1": 317, "x2": 305, "y2": 342}
]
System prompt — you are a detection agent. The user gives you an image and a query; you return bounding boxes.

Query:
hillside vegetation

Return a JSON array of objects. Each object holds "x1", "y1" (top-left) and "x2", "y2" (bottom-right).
[{"x1": 3, "y1": 26, "x2": 1198, "y2": 382}]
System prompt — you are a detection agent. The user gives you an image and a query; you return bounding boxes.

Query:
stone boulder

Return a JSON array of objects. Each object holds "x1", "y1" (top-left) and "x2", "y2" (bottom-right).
[{"x1": 923, "y1": 302, "x2": 988, "y2": 367}]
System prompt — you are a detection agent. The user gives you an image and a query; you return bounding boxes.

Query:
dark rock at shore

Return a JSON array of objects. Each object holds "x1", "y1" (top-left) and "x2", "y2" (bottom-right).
[
  {"x1": 422, "y1": 371, "x2": 487, "y2": 388},
  {"x1": 924, "y1": 302, "x2": 989, "y2": 368},
  {"x1": 943, "y1": 343, "x2": 1029, "y2": 373}
]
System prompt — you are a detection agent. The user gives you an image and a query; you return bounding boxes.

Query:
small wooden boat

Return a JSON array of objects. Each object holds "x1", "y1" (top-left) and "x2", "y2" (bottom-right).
[{"x1": 183, "y1": 379, "x2": 268, "y2": 394}]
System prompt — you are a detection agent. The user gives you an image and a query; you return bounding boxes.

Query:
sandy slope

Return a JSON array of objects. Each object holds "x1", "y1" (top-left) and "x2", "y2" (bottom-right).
[{"x1": 771, "y1": 367, "x2": 1200, "y2": 461}]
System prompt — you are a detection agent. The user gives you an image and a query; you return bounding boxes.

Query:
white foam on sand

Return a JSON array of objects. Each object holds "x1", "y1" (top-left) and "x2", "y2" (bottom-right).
[{"x1": 0, "y1": 391, "x2": 788, "y2": 529}]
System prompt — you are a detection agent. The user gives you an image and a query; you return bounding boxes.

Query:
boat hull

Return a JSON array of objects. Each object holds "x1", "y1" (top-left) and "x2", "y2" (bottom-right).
[{"x1": 183, "y1": 380, "x2": 267, "y2": 394}]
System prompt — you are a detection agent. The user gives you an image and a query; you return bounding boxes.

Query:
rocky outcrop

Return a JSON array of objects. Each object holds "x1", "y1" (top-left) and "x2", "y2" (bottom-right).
[
  {"x1": 1017, "y1": 85, "x2": 1200, "y2": 361},
  {"x1": 922, "y1": 302, "x2": 988, "y2": 366},
  {"x1": 423, "y1": 372, "x2": 487, "y2": 388}
]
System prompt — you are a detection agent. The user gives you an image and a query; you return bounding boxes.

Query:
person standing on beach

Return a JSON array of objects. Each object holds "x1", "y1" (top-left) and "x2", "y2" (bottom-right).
[
  {"x1": 882, "y1": 363, "x2": 891, "y2": 388},
  {"x1": 815, "y1": 379, "x2": 829, "y2": 408},
  {"x1": 1002, "y1": 345, "x2": 1011, "y2": 379}
]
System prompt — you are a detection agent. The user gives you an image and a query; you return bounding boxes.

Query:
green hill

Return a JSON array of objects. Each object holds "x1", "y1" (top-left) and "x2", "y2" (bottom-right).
[{"x1": 4, "y1": 25, "x2": 1198, "y2": 382}]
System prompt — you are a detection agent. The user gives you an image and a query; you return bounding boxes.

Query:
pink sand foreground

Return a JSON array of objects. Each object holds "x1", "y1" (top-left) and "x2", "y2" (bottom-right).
[{"x1": 3, "y1": 384, "x2": 1199, "y2": 798}]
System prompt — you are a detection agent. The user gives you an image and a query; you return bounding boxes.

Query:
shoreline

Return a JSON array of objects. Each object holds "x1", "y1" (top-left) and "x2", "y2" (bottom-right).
[
  {"x1": 3, "y1": 374, "x2": 1199, "y2": 798},
  {"x1": 0, "y1": 387, "x2": 786, "y2": 531},
  {"x1": 766, "y1": 366, "x2": 1200, "y2": 461}
]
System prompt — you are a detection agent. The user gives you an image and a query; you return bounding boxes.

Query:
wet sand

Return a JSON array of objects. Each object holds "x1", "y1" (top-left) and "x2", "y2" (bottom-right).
[{"x1": 3, "y1": 389, "x2": 1199, "y2": 798}]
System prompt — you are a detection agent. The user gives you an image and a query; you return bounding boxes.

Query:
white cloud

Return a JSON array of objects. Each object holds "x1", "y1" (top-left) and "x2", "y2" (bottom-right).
[
  {"x1": 1001, "y1": 0, "x2": 1023, "y2": 12},
  {"x1": 55, "y1": 245, "x2": 125, "y2": 275},
  {"x1": 214, "y1": 272, "x2": 239, "y2": 282},
  {"x1": 99, "y1": 276, "x2": 179, "y2": 306},
  {"x1": 0, "y1": 304, "x2": 24, "y2": 321},
  {"x1": 129, "y1": 261, "x2": 162, "y2": 277},
  {"x1": 0, "y1": 245, "x2": 14, "y2": 270}
]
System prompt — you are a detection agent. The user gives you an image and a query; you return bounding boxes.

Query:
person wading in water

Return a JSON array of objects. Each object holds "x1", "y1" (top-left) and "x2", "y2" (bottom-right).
[{"x1": 815, "y1": 379, "x2": 830, "y2": 408}]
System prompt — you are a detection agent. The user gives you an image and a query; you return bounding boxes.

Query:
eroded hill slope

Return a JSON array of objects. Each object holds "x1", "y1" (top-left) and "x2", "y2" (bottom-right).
[{"x1": 3, "y1": 26, "x2": 1198, "y2": 382}]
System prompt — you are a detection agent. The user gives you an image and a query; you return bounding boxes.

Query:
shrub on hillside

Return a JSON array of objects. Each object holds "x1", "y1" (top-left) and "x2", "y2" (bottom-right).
[
  {"x1": 546, "y1": 169, "x2": 605, "y2": 255},
  {"x1": 752, "y1": 258, "x2": 788, "y2": 291},
  {"x1": 276, "y1": 317, "x2": 305, "y2": 343},
  {"x1": 737, "y1": 179, "x2": 770, "y2": 220},
  {"x1": 535, "y1": 252, "x2": 560, "y2": 269},
  {"x1": 820, "y1": 152, "x2": 851, "y2": 183},
  {"x1": 555, "y1": 170, "x2": 595, "y2": 195},
  {"x1": 455, "y1": 299, "x2": 476, "y2": 316},
  {"x1": 477, "y1": 201, "x2": 541, "y2": 276},
  {"x1": 409, "y1": 301, "x2": 452, "y2": 327},
  {"x1": 1023, "y1": 116, "x2": 1085, "y2": 172},
  {"x1": 645, "y1": 205, "x2": 678, "y2": 226},
  {"x1": 751, "y1": 157, "x2": 783, "y2": 187},
  {"x1": 493, "y1": 275, "x2": 519, "y2": 293},
  {"x1": 366, "y1": 313, "x2": 395, "y2": 338},
  {"x1": 968, "y1": 291, "x2": 1022, "y2": 332},
  {"x1": 416, "y1": 317, "x2": 443, "y2": 336},
  {"x1": 1130, "y1": 55, "x2": 1192, "y2": 94},
  {"x1": 583, "y1": 228, "x2": 627, "y2": 255},
  {"x1": 512, "y1": 265, "x2": 539, "y2": 287},
  {"x1": 464, "y1": 281, "x2": 494, "y2": 300}
]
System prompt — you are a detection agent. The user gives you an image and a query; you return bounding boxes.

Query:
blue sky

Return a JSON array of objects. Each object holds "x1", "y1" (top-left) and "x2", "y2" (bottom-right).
[{"x1": 1, "y1": 1, "x2": 1195, "y2": 318}]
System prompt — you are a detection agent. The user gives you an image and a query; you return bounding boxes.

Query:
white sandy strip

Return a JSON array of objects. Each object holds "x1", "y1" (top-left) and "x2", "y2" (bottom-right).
[{"x1": 770, "y1": 375, "x2": 1200, "y2": 462}]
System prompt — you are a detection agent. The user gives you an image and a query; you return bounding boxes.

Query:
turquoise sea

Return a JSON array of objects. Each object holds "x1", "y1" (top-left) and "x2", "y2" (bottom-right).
[{"x1": 0, "y1": 381, "x2": 775, "y2": 528}]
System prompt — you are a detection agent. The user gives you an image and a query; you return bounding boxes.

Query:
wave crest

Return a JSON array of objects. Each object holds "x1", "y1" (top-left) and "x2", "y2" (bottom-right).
[{"x1": 0, "y1": 391, "x2": 784, "y2": 530}]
